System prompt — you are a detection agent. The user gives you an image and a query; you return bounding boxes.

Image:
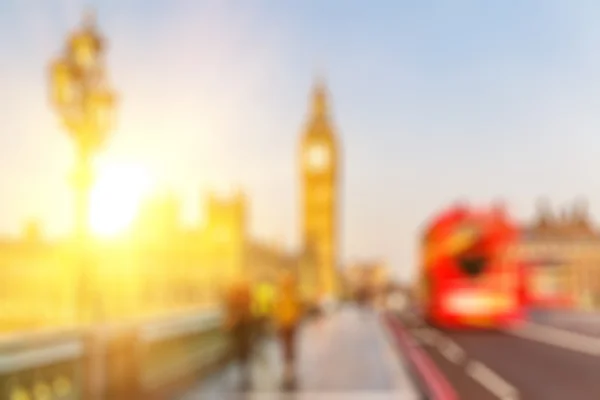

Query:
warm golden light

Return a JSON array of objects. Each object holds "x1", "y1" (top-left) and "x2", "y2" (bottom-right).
[{"x1": 90, "y1": 161, "x2": 154, "y2": 237}]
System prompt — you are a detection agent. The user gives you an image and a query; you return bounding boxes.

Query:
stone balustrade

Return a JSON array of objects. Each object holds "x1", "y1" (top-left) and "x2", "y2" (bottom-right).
[{"x1": 0, "y1": 309, "x2": 230, "y2": 400}]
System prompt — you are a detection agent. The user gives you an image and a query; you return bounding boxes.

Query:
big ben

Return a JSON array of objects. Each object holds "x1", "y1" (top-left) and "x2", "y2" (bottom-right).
[{"x1": 299, "y1": 78, "x2": 340, "y2": 301}]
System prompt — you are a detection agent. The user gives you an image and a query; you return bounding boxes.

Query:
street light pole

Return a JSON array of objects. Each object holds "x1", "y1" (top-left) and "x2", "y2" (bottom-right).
[
  {"x1": 73, "y1": 148, "x2": 93, "y2": 245},
  {"x1": 49, "y1": 10, "x2": 116, "y2": 324}
]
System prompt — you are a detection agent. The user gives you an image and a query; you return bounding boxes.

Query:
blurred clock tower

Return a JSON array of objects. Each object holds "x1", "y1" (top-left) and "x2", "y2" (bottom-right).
[{"x1": 299, "y1": 78, "x2": 340, "y2": 302}]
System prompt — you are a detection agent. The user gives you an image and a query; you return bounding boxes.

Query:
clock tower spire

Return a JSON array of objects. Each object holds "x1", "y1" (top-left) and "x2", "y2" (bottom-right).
[
  {"x1": 299, "y1": 77, "x2": 340, "y2": 302},
  {"x1": 311, "y1": 76, "x2": 328, "y2": 118}
]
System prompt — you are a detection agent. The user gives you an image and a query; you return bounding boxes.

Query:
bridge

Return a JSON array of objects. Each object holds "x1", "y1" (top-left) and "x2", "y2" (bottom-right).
[
  {"x1": 0, "y1": 308, "x2": 229, "y2": 400},
  {"x1": 3, "y1": 304, "x2": 600, "y2": 399},
  {"x1": 0, "y1": 305, "x2": 422, "y2": 400}
]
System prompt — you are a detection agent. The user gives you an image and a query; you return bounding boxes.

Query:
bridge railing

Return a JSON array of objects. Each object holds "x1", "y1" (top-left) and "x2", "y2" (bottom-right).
[
  {"x1": 0, "y1": 309, "x2": 231, "y2": 400},
  {"x1": 0, "y1": 327, "x2": 84, "y2": 400}
]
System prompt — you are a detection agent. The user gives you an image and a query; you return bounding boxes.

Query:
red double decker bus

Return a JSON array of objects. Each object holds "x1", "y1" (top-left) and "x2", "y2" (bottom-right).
[{"x1": 418, "y1": 204, "x2": 527, "y2": 329}]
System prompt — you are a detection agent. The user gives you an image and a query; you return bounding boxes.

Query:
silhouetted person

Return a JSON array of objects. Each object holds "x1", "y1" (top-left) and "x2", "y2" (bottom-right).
[
  {"x1": 273, "y1": 272, "x2": 303, "y2": 388},
  {"x1": 224, "y1": 279, "x2": 254, "y2": 388},
  {"x1": 356, "y1": 286, "x2": 371, "y2": 308}
]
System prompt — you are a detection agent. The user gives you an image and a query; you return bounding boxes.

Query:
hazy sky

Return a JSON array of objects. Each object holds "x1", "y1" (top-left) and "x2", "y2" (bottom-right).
[{"x1": 2, "y1": 1, "x2": 600, "y2": 280}]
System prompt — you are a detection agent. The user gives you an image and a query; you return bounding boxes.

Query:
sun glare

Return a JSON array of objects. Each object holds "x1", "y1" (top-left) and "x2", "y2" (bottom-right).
[{"x1": 90, "y1": 162, "x2": 154, "y2": 237}]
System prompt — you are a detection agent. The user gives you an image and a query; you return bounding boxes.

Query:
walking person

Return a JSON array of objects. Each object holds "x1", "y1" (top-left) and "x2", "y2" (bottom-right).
[
  {"x1": 224, "y1": 279, "x2": 255, "y2": 389},
  {"x1": 273, "y1": 271, "x2": 303, "y2": 389}
]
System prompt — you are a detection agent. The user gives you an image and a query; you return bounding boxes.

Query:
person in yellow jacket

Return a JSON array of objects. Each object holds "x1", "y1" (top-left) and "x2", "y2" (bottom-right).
[{"x1": 273, "y1": 271, "x2": 304, "y2": 386}]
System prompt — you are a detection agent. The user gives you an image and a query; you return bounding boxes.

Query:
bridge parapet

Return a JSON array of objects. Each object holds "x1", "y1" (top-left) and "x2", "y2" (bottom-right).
[
  {"x1": 0, "y1": 327, "x2": 83, "y2": 400},
  {"x1": 0, "y1": 309, "x2": 230, "y2": 400}
]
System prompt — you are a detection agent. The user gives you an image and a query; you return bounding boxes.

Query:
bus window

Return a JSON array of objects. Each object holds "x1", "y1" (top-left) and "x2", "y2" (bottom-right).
[{"x1": 458, "y1": 254, "x2": 488, "y2": 278}]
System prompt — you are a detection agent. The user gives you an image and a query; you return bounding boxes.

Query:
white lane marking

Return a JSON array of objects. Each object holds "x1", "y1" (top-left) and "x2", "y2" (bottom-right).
[
  {"x1": 508, "y1": 322, "x2": 600, "y2": 356},
  {"x1": 448, "y1": 340, "x2": 466, "y2": 363},
  {"x1": 414, "y1": 325, "x2": 516, "y2": 398},
  {"x1": 466, "y1": 360, "x2": 519, "y2": 400},
  {"x1": 412, "y1": 326, "x2": 467, "y2": 365},
  {"x1": 412, "y1": 326, "x2": 466, "y2": 365},
  {"x1": 438, "y1": 338, "x2": 466, "y2": 365}
]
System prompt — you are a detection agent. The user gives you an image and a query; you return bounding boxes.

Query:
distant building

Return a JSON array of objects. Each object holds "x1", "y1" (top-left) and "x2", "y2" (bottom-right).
[
  {"x1": 130, "y1": 189, "x2": 301, "y2": 315},
  {"x1": 0, "y1": 185, "x2": 304, "y2": 332},
  {"x1": 343, "y1": 261, "x2": 392, "y2": 307},
  {"x1": 202, "y1": 190, "x2": 247, "y2": 283},
  {"x1": 514, "y1": 199, "x2": 600, "y2": 310},
  {"x1": 0, "y1": 223, "x2": 75, "y2": 331},
  {"x1": 134, "y1": 191, "x2": 182, "y2": 243}
]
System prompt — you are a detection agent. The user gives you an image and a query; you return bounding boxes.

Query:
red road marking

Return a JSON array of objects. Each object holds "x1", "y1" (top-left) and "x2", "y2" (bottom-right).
[{"x1": 384, "y1": 314, "x2": 458, "y2": 400}]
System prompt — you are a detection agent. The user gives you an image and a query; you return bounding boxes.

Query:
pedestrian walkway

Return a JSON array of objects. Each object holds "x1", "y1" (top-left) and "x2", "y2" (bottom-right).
[{"x1": 178, "y1": 306, "x2": 420, "y2": 399}]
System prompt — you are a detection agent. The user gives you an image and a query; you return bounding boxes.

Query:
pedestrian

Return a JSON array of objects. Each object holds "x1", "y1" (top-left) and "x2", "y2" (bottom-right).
[
  {"x1": 273, "y1": 271, "x2": 303, "y2": 388},
  {"x1": 224, "y1": 279, "x2": 254, "y2": 389}
]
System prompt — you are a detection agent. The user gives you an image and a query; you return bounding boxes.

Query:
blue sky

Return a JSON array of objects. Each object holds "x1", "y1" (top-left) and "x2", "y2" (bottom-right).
[{"x1": 2, "y1": 1, "x2": 600, "y2": 280}]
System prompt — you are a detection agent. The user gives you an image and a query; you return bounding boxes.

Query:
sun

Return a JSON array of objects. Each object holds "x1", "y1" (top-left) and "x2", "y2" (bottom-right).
[{"x1": 89, "y1": 161, "x2": 154, "y2": 237}]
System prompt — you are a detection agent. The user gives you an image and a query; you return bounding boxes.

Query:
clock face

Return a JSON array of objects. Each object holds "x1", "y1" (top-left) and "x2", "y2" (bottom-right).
[{"x1": 305, "y1": 144, "x2": 330, "y2": 171}]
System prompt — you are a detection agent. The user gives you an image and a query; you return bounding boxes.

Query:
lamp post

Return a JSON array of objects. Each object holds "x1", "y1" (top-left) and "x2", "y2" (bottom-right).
[{"x1": 48, "y1": 11, "x2": 116, "y2": 324}]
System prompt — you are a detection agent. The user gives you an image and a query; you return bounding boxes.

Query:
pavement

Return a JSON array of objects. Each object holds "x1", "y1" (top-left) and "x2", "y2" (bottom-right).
[{"x1": 177, "y1": 306, "x2": 420, "y2": 400}]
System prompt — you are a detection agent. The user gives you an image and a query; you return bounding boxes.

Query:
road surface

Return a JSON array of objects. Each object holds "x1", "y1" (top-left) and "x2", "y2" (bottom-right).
[{"x1": 401, "y1": 312, "x2": 600, "y2": 400}]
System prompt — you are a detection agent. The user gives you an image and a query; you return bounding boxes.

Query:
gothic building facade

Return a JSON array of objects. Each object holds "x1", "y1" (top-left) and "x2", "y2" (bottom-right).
[{"x1": 514, "y1": 200, "x2": 600, "y2": 309}]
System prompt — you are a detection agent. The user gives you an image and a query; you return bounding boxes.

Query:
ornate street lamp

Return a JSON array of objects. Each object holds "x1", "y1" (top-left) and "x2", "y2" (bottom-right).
[{"x1": 48, "y1": 11, "x2": 116, "y2": 323}]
